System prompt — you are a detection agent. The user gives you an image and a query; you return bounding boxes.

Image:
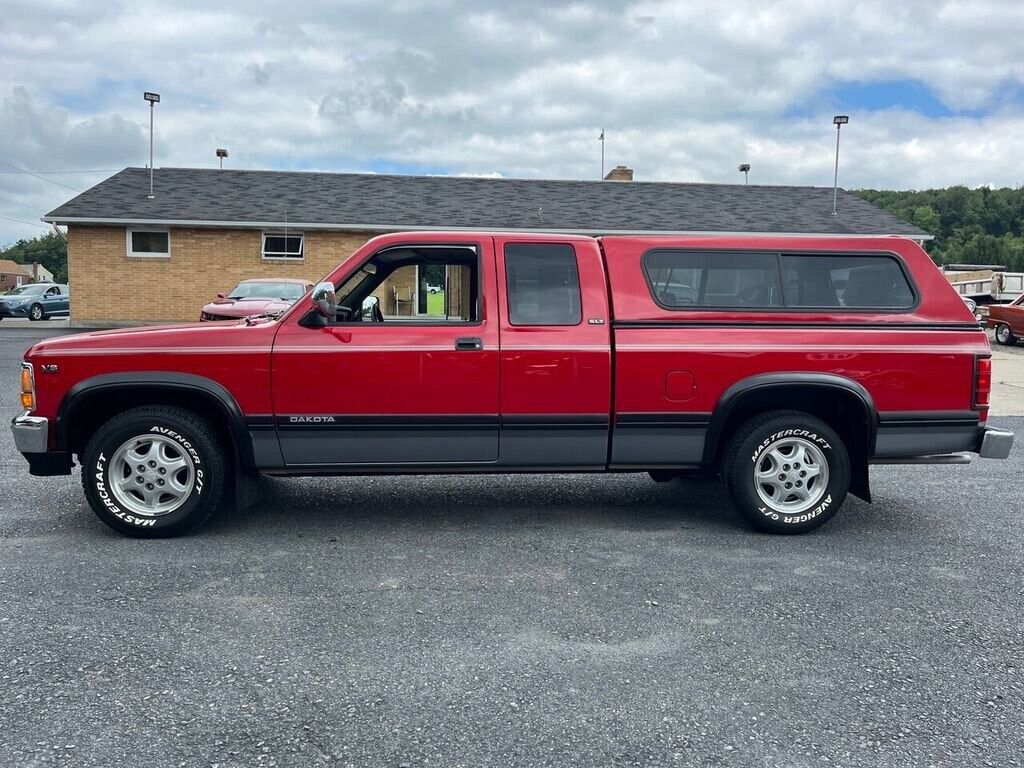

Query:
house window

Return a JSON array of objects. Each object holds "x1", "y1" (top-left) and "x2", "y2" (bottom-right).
[
  {"x1": 127, "y1": 229, "x2": 170, "y2": 258},
  {"x1": 262, "y1": 232, "x2": 304, "y2": 260}
]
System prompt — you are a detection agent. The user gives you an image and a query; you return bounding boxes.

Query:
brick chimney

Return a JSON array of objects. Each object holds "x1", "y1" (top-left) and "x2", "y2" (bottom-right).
[
  {"x1": 603, "y1": 165, "x2": 634, "y2": 181},
  {"x1": 31, "y1": 262, "x2": 39, "y2": 281}
]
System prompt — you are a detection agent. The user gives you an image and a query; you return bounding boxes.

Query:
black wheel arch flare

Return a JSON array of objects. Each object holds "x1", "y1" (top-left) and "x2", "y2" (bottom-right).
[
  {"x1": 55, "y1": 372, "x2": 256, "y2": 473},
  {"x1": 702, "y1": 372, "x2": 878, "y2": 502}
]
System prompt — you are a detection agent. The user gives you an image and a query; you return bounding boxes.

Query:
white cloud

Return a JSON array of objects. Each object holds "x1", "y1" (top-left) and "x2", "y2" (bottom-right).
[{"x1": 1, "y1": 0, "x2": 1023, "y2": 243}]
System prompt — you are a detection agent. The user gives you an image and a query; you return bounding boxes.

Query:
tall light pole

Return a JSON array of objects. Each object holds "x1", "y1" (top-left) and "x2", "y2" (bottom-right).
[
  {"x1": 832, "y1": 115, "x2": 849, "y2": 215},
  {"x1": 738, "y1": 163, "x2": 750, "y2": 184},
  {"x1": 144, "y1": 92, "x2": 160, "y2": 198},
  {"x1": 216, "y1": 148, "x2": 229, "y2": 169},
  {"x1": 598, "y1": 129, "x2": 605, "y2": 179}
]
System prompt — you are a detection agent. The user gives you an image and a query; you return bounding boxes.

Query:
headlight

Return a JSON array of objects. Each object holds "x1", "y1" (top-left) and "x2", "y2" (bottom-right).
[{"x1": 20, "y1": 362, "x2": 35, "y2": 411}]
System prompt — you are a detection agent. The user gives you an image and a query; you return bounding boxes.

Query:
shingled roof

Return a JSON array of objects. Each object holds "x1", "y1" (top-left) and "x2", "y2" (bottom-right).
[{"x1": 43, "y1": 167, "x2": 929, "y2": 239}]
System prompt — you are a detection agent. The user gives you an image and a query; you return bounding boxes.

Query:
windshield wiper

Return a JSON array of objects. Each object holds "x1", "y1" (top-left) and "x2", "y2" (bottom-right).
[{"x1": 243, "y1": 309, "x2": 287, "y2": 325}]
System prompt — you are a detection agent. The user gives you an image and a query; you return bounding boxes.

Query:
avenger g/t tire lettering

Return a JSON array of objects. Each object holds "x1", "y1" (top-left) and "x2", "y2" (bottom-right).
[
  {"x1": 723, "y1": 410, "x2": 850, "y2": 534},
  {"x1": 81, "y1": 406, "x2": 227, "y2": 537}
]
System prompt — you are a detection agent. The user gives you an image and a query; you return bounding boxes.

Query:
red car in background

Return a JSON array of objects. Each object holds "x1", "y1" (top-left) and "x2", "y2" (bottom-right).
[
  {"x1": 200, "y1": 278, "x2": 313, "y2": 321},
  {"x1": 988, "y1": 292, "x2": 1024, "y2": 345}
]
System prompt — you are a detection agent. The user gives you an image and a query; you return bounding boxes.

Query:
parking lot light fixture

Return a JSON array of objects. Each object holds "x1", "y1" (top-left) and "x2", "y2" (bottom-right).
[
  {"x1": 144, "y1": 92, "x2": 160, "y2": 198},
  {"x1": 738, "y1": 163, "x2": 750, "y2": 184},
  {"x1": 832, "y1": 115, "x2": 849, "y2": 215},
  {"x1": 216, "y1": 148, "x2": 229, "y2": 169}
]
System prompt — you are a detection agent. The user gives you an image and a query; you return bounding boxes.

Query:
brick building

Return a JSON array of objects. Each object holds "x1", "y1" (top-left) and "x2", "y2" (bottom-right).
[
  {"x1": 43, "y1": 167, "x2": 928, "y2": 326},
  {"x1": 0, "y1": 260, "x2": 31, "y2": 292}
]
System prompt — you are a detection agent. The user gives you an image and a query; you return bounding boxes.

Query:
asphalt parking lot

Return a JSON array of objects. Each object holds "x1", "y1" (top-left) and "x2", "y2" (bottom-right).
[{"x1": 1, "y1": 328, "x2": 1022, "y2": 768}]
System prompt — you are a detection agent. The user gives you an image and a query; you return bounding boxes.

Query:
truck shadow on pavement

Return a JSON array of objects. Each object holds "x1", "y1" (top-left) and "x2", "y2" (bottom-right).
[{"x1": 203, "y1": 472, "x2": 876, "y2": 537}]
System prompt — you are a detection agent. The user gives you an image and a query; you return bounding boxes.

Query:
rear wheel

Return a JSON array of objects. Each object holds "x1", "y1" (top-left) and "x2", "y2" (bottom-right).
[
  {"x1": 995, "y1": 323, "x2": 1017, "y2": 346},
  {"x1": 723, "y1": 410, "x2": 850, "y2": 534},
  {"x1": 81, "y1": 406, "x2": 227, "y2": 537}
]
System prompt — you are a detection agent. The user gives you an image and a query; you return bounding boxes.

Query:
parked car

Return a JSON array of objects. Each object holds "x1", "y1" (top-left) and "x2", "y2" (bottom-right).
[
  {"x1": 960, "y1": 295, "x2": 985, "y2": 325},
  {"x1": 988, "y1": 291, "x2": 1024, "y2": 345},
  {"x1": 426, "y1": 284, "x2": 442, "y2": 294},
  {"x1": 12, "y1": 233, "x2": 1014, "y2": 538},
  {"x1": 0, "y1": 283, "x2": 69, "y2": 321},
  {"x1": 200, "y1": 278, "x2": 312, "y2": 321}
]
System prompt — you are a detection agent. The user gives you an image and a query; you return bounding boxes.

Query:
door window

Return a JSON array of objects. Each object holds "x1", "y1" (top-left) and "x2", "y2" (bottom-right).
[{"x1": 333, "y1": 246, "x2": 479, "y2": 323}]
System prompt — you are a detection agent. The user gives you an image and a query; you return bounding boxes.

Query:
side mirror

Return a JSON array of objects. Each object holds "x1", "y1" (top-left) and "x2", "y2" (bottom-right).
[
  {"x1": 217, "y1": 292, "x2": 227, "y2": 299},
  {"x1": 361, "y1": 295, "x2": 380, "y2": 319},
  {"x1": 311, "y1": 281, "x2": 336, "y2": 320}
]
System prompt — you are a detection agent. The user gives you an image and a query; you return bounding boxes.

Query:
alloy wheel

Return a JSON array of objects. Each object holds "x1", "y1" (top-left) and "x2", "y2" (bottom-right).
[
  {"x1": 753, "y1": 436, "x2": 830, "y2": 515},
  {"x1": 108, "y1": 434, "x2": 196, "y2": 517}
]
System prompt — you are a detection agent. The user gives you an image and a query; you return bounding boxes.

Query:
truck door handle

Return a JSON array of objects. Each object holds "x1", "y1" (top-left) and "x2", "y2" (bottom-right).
[{"x1": 455, "y1": 337, "x2": 483, "y2": 351}]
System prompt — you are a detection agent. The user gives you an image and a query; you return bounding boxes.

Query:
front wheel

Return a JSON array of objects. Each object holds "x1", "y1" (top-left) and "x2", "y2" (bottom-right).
[
  {"x1": 723, "y1": 410, "x2": 850, "y2": 534},
  {"x1": 81, "y1": 406, "x2": 227, "y2": 537},
  {"x1": 995, "y1": 323, "x2": 1017, "y2": 346},
  {"x1": 28, "y1": 303, "x2": 45, "y2": 321}
]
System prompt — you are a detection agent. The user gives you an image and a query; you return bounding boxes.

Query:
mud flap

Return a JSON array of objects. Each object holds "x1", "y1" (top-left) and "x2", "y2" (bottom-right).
[{"x1": 851, "y1": 458, "x2": 871, "y2": 503}]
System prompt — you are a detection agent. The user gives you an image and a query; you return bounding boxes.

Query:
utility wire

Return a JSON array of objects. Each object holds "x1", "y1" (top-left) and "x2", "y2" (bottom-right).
[
  {"x1": 0, "y1": 194, "x2": 43, "y2": 214},
  {"x1": 0, "y1": 160, "x2": 81, "y2": 192},
  {"x1": 0, "y1": 168, "x2": 119, "y2": 174},
  {"x1": 0, "y1": 214, "x2": 52, "y2": 230}
]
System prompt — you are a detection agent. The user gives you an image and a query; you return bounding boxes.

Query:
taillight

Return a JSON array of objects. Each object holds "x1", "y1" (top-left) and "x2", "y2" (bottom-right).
[
  {"x1": 19, "y1": 362, "x2": 35, "y2": 411},
  {"x1": 974, "y1": 356, "x2": 991, "y2": 417}
]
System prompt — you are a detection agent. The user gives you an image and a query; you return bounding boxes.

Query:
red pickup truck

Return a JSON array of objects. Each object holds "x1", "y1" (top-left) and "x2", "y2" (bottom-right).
[{"x1": 12, "y1": 232, "x2": 1014, "y2": 537}]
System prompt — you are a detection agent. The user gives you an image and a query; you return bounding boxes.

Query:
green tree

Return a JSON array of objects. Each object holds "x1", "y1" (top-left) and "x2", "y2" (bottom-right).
[
  {"x1": 909, "y1": 205, "x2": 941, "y2": 237},
  {"x1": 0, "y1": 231, "x2": 68, "y2": 283},
  {"x1": 856, "y1": 186, "x2": 1024, "y2": 270}
]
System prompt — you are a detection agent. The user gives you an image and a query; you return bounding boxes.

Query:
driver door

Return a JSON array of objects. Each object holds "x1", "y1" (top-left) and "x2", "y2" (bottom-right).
[{"x1": 270, "y1": 238, "x2": 500, "y2": 468}]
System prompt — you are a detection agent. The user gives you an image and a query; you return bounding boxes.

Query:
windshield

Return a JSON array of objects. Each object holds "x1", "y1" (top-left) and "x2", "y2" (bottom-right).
[
  {"x1": 5, "y1": 284, "x2": 47, "y2": 296},
  {"x1": 228, "y1": 281, "x2": 306, "y2": 301}
]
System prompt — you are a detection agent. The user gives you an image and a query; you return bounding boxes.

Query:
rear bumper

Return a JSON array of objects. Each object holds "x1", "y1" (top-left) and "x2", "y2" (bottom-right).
[
  {"x1": 978, "y1": 426, "x2": 1014, "y2": 459},
  {"x1": 11, "y1": 413, "x2": 71, "y2": 476}
]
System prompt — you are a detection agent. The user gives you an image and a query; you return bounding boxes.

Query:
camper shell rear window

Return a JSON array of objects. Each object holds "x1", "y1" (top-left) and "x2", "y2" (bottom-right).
[{"x1": 642, "y1": 249, "x2": 918, "y2": 311}]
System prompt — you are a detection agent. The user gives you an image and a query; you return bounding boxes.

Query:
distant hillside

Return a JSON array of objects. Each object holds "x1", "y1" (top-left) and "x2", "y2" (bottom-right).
[{"x1": 857, "y1": 187, "x2": 1024, "y2": 271}]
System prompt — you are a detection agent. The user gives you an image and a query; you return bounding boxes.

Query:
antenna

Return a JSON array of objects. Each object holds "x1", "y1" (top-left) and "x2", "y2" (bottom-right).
[{"x1": 598, "y1": 129, "x2": 605, "y2": 179}]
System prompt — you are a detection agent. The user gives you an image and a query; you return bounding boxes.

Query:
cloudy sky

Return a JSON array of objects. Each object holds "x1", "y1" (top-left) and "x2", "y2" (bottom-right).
[{"x1": 2, "y1": 0, "x2": 1023, "y2": 244}]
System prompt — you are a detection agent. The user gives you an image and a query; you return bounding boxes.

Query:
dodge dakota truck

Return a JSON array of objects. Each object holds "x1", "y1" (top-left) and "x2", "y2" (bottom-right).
[{"x1": 12, "y1": 232, "x2": 1014, "y2": 537}]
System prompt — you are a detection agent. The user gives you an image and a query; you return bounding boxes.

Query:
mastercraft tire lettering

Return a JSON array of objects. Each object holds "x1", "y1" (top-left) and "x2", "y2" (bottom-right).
[
  {"x1": 81, "y1": 406, "x2": 226, "y2": 538},
  {"x1": 724, "y1": 410, "x2": 851, "y2": 534}
]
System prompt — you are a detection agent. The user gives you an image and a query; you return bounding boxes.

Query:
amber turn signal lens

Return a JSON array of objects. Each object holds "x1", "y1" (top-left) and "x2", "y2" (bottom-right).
[{"x1": 19, "y1": 364, "x2": 34, "y2": 411}]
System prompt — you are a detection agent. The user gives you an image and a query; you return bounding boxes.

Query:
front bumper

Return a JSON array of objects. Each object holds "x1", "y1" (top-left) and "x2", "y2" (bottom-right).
[
  {"x1": 978, "y1": 426, "x2": 1014, "y2": 459},
  {"x1": 11, "y1": 413, "x2": 71, "y2": 476},
  {"x1": 0, "y1": 304, "x2": 28, "y2": 317},
  {"x1": 12, "y1": 412, "x2": 48, "y2": 452}
]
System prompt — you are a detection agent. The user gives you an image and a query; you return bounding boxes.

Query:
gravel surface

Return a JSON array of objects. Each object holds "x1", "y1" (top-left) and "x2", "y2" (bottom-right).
[{"x1": 1, "y1": 329, "x2": 1022, "y2": 767}]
